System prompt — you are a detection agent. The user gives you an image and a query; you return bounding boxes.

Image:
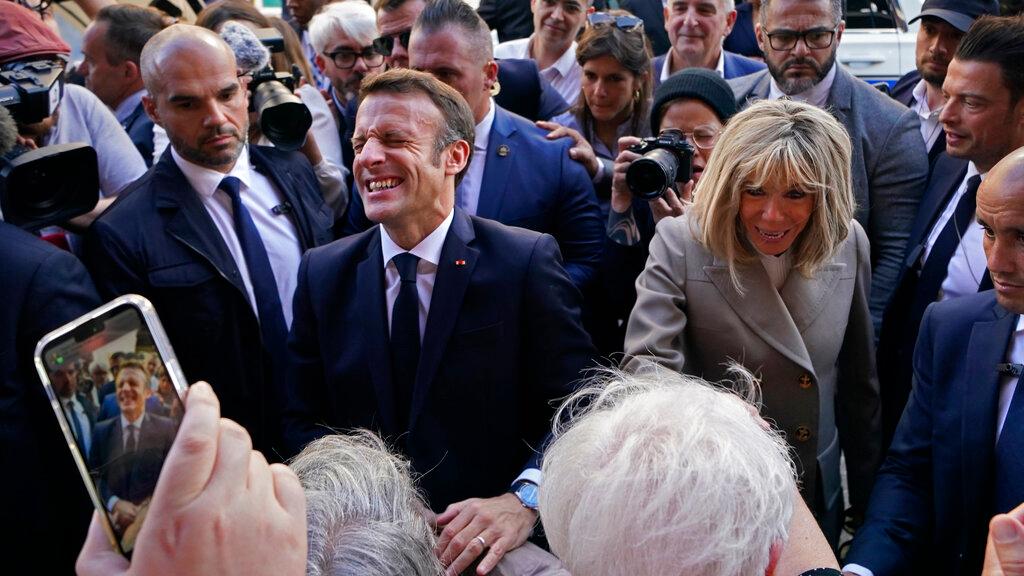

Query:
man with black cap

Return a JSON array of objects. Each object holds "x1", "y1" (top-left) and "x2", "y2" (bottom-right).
[
  {"x1": 586, "y1": 68, "x2": 737, "y2": 355},
  {"x1": 889, "y1": 0, "x2": 1000, "y2": 163}
]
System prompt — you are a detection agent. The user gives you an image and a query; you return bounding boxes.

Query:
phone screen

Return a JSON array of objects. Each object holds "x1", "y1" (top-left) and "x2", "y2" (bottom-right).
[{"x1": 37, "y1": 298, "x2": 185, "y2": 557}]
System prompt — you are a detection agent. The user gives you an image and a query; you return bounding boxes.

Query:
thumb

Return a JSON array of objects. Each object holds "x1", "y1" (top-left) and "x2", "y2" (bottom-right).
[
  {"x1": 993, "y1": 514, "x2": 1024, "y2": 575},
  {"x1": 76, "y1": 513, "x2": 129, "y2": 576}
]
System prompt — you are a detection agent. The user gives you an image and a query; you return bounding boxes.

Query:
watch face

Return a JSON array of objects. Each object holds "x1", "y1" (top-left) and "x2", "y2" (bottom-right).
[{"x1": 517, "y1": 482, "x2": 539, "y2": 509}]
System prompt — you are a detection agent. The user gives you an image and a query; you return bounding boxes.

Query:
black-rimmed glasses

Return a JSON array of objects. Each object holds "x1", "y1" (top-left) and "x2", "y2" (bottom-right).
[
  {"x1": 764, "y1": 27, "x2": 838, "y2": 51},
  {"x1": 372, "y1": 29, "x2": 412, "y2": 57},
  {"x1": 587, "y1": 12, "x2": 644, "y2": 32},
  {"x1": 323, "y1": 47, "x2": 386, "y2": 69}
]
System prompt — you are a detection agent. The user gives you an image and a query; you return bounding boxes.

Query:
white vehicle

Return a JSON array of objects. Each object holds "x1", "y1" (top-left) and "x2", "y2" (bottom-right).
[{"x1": 838, "y1": 0, "x2": 924, "y2": 85}]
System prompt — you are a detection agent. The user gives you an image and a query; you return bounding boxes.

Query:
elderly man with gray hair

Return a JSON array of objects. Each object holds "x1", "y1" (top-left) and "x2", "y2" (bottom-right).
[{"x1": 540, "y1": 366, "x2": 841, "y2": 576}]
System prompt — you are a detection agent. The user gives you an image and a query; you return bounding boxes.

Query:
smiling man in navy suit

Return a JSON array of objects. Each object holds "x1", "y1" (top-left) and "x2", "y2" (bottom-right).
[{"x1": 284, "y1": 68, "x2": 595, "y2": 575}]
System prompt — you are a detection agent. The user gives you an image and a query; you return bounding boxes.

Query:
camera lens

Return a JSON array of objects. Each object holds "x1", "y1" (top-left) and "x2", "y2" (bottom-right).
[
  {"x1": 626, "y1": 148, "x2": 679, "y2": 200},
  {"x1": 253, "y1": 81, "x2": 312, "y2": 152}
]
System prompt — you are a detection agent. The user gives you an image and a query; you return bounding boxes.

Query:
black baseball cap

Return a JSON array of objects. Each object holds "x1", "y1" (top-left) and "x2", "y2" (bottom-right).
[{"x1": 909, "y1": 0, "x2": 1000, "y2": 33}]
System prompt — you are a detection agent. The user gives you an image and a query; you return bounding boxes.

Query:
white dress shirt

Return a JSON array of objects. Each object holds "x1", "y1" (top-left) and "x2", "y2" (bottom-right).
[
  {"x1": 172, "y1": 146, "x2": 303, "y2": 328},
  {"x1": 455, "y1": 100, "x2": 497, "y2": 216},
  {"x1": 105, "y1": 412, "x2": 147, "y2": 511},
  {"x1": 768, "y1": 62, "x2": 838, "y2": 108},
  {"x1": 660, "y1": 48, "x2": 726, "y2": 83},
  {"x1": 380, "y1": 210, "x2": 455, "y2": 339},
  {"x1": 920, "y1": 163, "x2": 987, "y2": 301},
  {"x1": 911, "y1": 79, "x2": 945, "y2": 151},
  {"x1": 494, "y1": 36, "x2": 582, "y2": 106},
  {"x1": 845, "y1": 314, "x2": 1024, "y2": 576}
]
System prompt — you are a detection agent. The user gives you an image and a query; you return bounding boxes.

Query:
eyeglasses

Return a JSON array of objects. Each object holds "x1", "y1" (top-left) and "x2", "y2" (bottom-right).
[
  {"x1": 587, "y1": 12, "x2": 645, "y2": 32},
  {"x1": 680, "y1": 125, "x2": 720, "y2": 150},
  {"x1": 323, "y1": 47, "x2": 386, "y2": 69},
  {"x1": 372, "y1": 29, "x2": 412, "y2": 57},
  {"x1": 764, "y1": 27, "x2": 838, "y2": 51}
]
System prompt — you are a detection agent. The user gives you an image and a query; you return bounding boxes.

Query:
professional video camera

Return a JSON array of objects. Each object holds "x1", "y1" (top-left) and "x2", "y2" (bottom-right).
[
  {"x1": 0, "y1": 60, "x2": 98, "y2": 231},
  {"x1": 223, "y1": 24, "x2": 312, "y2": 152},
  {"x1": 625, "y1": 129, "x2": 694, "y2": 201}
]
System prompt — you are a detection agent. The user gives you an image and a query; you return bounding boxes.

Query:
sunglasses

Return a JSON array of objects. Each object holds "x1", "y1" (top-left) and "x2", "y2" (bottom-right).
[
  {"x1": 587, "y1": 12, "x2": 644, "y2": 31},
  {"x1": 372, "y1": 29, "x2": 412, "y2": 57}
]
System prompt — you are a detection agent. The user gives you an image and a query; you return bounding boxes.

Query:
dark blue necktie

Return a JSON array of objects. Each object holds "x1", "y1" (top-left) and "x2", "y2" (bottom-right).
[
  {"x1": 390, "y1": 252, "x2": 420, "y2": 431},
  {"x1": 917, "y1": 175, "x2": 983, "y2": 302},
  {"x1": 996, "y1": 372, "x2": 1024, "y2": 514},
  {"x1": 219, "y1": 177, "x2": 288, "y2": 363}
]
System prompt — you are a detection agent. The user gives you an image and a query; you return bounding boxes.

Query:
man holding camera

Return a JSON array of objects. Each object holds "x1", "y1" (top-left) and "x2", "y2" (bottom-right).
[
  {"x1": 0, "y1": 1, "x2": 147, "y2": 230},
  {"x1": 84, "y1": 25, "x2": 333, "y2": 458}
]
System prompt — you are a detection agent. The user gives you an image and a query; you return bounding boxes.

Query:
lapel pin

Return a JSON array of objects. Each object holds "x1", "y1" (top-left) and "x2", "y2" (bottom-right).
[
  {"x1": 455, "y1": 259, "x2": 466, "y2": 266},
  {"x1": 497, "y1": 144, "x2": 510, "y2": 157}
]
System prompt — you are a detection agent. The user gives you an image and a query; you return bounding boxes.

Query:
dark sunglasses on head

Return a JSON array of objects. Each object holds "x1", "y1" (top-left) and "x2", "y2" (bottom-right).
[
  {"x1": 587, "y1": 12, "x2": 644, "y2": 31},
  {"x1": 372, "y1": 29, "x2": 412, "y2": 56}
]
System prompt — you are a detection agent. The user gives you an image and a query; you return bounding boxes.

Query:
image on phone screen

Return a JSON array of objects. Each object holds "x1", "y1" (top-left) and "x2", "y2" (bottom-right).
[{"x1": 36, "y1": 296, "x2": 186, "y2": 556}]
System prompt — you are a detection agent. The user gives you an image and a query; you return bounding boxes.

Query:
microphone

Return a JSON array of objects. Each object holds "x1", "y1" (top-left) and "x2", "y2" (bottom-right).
[
  {"x1": 998, "y1": 363, "x2": 1024, "y2": 377},
  {"x1": 0, "y1": 106, "x2": 20, "y2": 157},
  {"x1": 219, "y1": 21, "x2": 270, "y2": 75}
]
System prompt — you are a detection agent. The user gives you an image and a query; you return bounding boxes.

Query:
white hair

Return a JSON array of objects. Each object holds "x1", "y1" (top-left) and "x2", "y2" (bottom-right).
[
  {"x1": 539, "y1": 364, "x2": 796, "y2": 576},
  {"x1": 290, "y1": 431, "x2": 443, "y2": 576},
  {"x1": 308, "y1": 0, "x2": 379, "y2": 55}
]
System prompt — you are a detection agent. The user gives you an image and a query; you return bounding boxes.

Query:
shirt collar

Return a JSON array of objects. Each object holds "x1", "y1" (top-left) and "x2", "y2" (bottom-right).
[
  {"x1": 768, "y1": 62, "x2": 838, "y2": 107},
  {"x1": 171, "y1": 145, "x2": 254, "y2": 200},
  {"x1": 660, "y1": 48, "x2": 726, "y2": 82},
  {"x1": 528, "y1": 35, "x2": 578, "y2": 78},
  {"x1": 380, "y1": 209, "x2": 455, "y2": 268},
  {"x1": 120, "y1": 411, "x2": 146, "y2": 428},
  {"x1": 475, "y1": 98, "x2": 497, "y2": 152},
  {"x1": 911, "y1": 79, "x2": 942, "y2": 117},
  {"x1": 114, "y1": 89, "x2": 147, "y2": 124}
]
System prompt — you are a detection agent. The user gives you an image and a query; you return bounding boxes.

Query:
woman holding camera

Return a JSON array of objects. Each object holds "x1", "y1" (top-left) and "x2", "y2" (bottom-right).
[
  {"x1": 622, "y1": 99, "x2": 881, "y2": 548},
  {"x1": 538, "y1": 11, "x2": 652, "y2": 208}
]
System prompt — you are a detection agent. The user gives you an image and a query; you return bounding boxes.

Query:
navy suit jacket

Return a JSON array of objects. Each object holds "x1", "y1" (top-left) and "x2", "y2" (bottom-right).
[
  {"x1": 89, "y1": 413, "x2": 176, "y2": 505},
  {"x1": 284, "y1": 210, "x2": 595, "y2": 509},
  {"x1": 891, "y1": 68, "x2": 947, "y2": 164},
  {"x1": 344, "y1": 105, "x2": 604, "y2": 289},
  {"x1": 848, "y1": 291, "x2": 1023, "y2": 575},
  {"x1": 495, "y1": 58, "x2": 571, "y2": 122},
  {"x1": 876, "y1": 152, "x2": 969, "y2": 443},
  {"x1": 651, "y1": 49, "x2": 766, "y2": 90},
  {"x1": 0, "y1": 222, "x2": 100, "y2": 573},
  {"x1": 83, "y1": 146, "x2": 333, "y2": 456},
  {"x1": 122, "y1": 101, "x2": 156, "y2": 168}
]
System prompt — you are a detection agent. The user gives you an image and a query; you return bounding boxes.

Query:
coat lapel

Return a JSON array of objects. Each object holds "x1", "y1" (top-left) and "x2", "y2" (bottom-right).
[
  {"x1": 475, "y1": 107, "x2": 516, "y2": 220},
  {"x1": 250, "y1": 147, "x2": 321, "y2": 251},
  {"x1": 826, "y1": 67, "x2": 854, "y2": 125},
  {"x1": 703, "y1": 260, "x2": 816, "y2": 375},
  {"x1": 779, "y1": 263, "x2": 845, "y2": 334},
  {"x1": 355, "y1": 230, "x2": 400, "y2": 434},
  {"x1": 153, "y1": 149, "x2": 248, "y2": 297},
  {"x1": 962, "y1": 304, "x2": 1017, "y2": 541},
  {"x1": 408, "y1": 211, "x2": 479, "y2": 431}
]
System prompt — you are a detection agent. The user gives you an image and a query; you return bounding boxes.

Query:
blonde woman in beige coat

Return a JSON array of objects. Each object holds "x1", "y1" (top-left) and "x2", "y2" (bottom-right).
[{"x1": 622, "y1": 99, "x2": 881, "y2": 548}]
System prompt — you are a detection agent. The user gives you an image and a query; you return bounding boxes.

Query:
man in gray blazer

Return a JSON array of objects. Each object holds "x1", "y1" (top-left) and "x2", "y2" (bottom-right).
[{"x1": 728, "y1": 0, "x2": 928, "y2": 327}]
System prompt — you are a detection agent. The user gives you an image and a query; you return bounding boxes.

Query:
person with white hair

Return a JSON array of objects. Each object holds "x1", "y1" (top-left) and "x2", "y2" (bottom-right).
[
  {"x1": 539, "y1": 366, "x2": 840, "y2": 575},
  {"x1": 309, "y1": 0, "x2": 385, "y2": 173},
  {"x1": 290, "y1": 432, "x2": 442, "y2": 576}
]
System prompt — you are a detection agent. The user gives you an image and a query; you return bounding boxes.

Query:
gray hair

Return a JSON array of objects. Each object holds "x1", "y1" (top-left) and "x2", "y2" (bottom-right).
[
  {"x1": 760, "y1": 0, "x2": 843, "y2": 26},
  {"x1": 539, "y1": 365, "x2": 796, "y2": 576},
  {"x1": 309, "y1": 0, "x2": 380, "y2": 55},
  {"x1": 290, "y1": 431, "x2": 443, "y2": 576}
]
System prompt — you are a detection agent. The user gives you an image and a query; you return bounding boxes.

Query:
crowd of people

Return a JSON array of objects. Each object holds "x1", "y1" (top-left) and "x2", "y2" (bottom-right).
[{"x1": 3, "y1": 0, "x2": 1024, "y2": 573}]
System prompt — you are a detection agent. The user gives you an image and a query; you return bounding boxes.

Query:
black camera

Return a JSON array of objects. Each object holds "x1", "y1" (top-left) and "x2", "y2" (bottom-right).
[
  {"x1": 249, "y1": 28, "x2": 311, "y2": 152},
  {"x1": 625, "y1": 129, "x2": 694, "y2": 201},
  {"x1": 0, "y1": 58, "x2": 65, "y2": 125}
]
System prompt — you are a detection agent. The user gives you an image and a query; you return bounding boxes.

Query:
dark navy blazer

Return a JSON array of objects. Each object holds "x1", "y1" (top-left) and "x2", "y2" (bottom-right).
[
  {"x1": 891, "y1": 68, "x2": 947, "y2": 164},
  {"x1": 495, "y1": 57, "x2": 570, "y2": 121},
  {"x1": 344, "y1": 105, "x2": 604, "y2": 289},
  {"x1": 651, "y1": 49, "x2": 766, "y2": 90},
  {"x1": 849, "y1": 291, "x2": 1023, "y2": 575},
  {"x1": 83, "y1": 146, "x2": 333, "y2": 457},
  {"x1": 89, "y1": 412, "x2": 176, "y2": 506},
  {"x1": 876, "y1": 152, "x2": 969, "y2": 444},
  {"x1": 122, "y1": 101, "x2": 156, "y2": 168},
  {"x1": 284, "y1": 209, "x2": 595, "y2": 509}
]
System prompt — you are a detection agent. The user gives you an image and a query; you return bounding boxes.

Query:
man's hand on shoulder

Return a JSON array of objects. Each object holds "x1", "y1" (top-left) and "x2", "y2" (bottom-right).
[{"x1": 435, "y1": 492, "x2": 537, "y2": 575}]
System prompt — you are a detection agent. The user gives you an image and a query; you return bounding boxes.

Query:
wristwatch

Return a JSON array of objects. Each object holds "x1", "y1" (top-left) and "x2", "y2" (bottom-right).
[{"x1": 510, "y1": 480, "x2": 539, "y2": 511}]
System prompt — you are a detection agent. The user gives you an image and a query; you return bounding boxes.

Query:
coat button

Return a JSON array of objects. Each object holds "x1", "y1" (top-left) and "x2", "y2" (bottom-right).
[
  {"x1": 799, "y1": 373, "x2": 813, "y2": 389},
  {"x1": 795, "y1": 426, "x2": 812, "y2": 442}
]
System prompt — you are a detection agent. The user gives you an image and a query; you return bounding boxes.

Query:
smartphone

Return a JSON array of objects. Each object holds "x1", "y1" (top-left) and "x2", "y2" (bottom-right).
[{"x1": 34, "y1": 294, "x2": 189, "y2": 558}]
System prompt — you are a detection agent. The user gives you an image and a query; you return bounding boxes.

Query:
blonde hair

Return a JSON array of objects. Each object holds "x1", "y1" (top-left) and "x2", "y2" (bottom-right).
[{"x1": 692, "y1": 98, "x2": 854, "y2": 291}]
